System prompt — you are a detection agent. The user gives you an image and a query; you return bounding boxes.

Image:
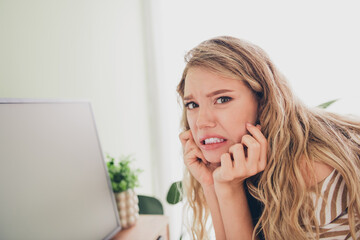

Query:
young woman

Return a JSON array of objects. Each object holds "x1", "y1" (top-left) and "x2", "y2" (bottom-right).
[{"x1": 177, "y1": 36, "x2": 360, "y2": 239}]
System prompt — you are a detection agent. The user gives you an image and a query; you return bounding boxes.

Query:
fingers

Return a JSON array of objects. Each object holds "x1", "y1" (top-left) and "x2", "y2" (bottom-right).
[
  {"x1": 228, "y1": 144, "x2": 245, "y2": 169},
  {"x1": 241, "y1": 135, "x2": 260, "y2": 175},
  {"x1": 220, "y1": 153, "x2": 233, "y2": 179},
  {"x1": 245, "y1": 123, "x2": 267, "y2": 171},
  {"x1": 217, "y1": 150, "x2": 246, "y2": 183},
  {"x1": 180, "y1": 130, "x2": 208, "y2": 165},
  {"x1": 241, "y1": 135, "x2": 260, "y2": 161},
  {"x1": 181, "y1": 123, "x2": 268, "y2": 186},
  {"x1": 185, "y1": 138, "x2": 205, "y2": 160},
  {"x1": 179, "y1": 130, "x2": 192, "y2": 147},
  {"x1": 221, "y1": 123, "x2": 267, "y2": 181}
]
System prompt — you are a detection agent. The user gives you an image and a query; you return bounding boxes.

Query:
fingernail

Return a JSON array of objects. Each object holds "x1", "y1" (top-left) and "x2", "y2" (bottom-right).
[{"x1": 246, "y1": 123, "x2": 252, "y2": 128}]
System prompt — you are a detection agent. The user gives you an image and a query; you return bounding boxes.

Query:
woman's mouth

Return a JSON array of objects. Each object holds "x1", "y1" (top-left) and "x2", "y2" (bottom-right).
[
  {"x1": 202, "y1": 137, "x2": 226, "y2": 145},
  {"x1": 199, "y1": 136, "x2": 228, "y2": 150}
]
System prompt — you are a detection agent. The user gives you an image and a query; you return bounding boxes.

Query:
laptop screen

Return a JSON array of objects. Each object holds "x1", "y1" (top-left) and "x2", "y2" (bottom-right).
[{"x1": 0, "y1": 100, "x2": 121, "y2": 240}]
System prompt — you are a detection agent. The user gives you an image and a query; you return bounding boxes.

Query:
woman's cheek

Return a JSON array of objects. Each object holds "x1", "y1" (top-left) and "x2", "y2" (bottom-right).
[
  {"x1": 235, "y1": 127, "x2": 248, "y2": 143},
  {"x1": 187, "y1": 115, "x2": 196, "y2": 133}
]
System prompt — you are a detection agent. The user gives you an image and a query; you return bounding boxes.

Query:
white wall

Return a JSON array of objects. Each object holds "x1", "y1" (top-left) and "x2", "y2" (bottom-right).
[{"x1": 0, "y1": 0, "x2": 155, "y2": 195}]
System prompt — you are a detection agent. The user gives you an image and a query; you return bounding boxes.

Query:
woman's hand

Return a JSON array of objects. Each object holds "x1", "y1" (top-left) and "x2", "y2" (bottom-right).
[
  {"x1": 179, "y1": 130, "x2": 215, "y2": 187},
  {"x1": 213, "y1": 123, "x2": 267, "y2": 187}
]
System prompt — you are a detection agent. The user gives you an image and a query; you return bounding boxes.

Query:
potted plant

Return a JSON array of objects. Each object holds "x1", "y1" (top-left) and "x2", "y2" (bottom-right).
[{"x1": 106, "y1": 154, "x2": 142, "y2": 228}]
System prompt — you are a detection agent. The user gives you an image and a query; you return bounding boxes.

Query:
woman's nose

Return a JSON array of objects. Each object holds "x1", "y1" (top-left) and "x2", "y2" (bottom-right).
[{"x1": 196, "y1": 107, "x2": 216, "y2": 129}]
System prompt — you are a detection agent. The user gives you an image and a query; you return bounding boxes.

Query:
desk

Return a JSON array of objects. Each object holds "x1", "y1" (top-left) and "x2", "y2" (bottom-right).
[{"x1": 112, "y1": 215, "x2": 169, "y2": 240}]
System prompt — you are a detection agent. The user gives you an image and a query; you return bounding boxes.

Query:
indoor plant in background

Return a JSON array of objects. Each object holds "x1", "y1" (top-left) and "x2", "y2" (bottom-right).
[{"x1": 106, "y1": 154, "x2": 142, "y2": 228}]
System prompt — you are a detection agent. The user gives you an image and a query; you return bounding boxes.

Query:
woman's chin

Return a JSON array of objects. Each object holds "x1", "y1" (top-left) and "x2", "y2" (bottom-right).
[
  {"x1": 207, "y1": 162, "x2": 221, "y2": 172},
  {"x1": 203, "y1": 154, "x2": 222, "y2": 164},
  {"x1": 203, "y1": 154, "x2": 222, "y2": 172}
]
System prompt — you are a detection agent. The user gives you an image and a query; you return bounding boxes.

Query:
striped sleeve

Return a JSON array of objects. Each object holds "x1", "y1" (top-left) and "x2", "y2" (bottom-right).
[{"x1": 310, "y1": 170, "x2": 360, "y2": 239}]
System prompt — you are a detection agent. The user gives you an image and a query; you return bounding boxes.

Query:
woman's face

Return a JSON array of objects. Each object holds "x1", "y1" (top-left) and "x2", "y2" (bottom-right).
[{"x1": 184, "y1": 67, "x2": 259, "y2": 164}]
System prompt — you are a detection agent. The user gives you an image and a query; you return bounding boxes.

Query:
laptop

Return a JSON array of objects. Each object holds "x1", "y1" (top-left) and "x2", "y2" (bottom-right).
[{"x1": 0, "y1": 99, "x2": 121, "y2": 240}]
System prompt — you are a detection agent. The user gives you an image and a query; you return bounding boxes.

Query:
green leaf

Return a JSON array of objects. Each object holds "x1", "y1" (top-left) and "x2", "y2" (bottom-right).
[
  {"x1": 105, "y1": 154, "x2": 142, "y2": 193},
  {"x1": 317, "y1": 99, "x2": 338, "y2": 109},
  {"x1": 166, "y1": 181, "x2": 183, "y2": 204},
  {"x1": 119, "y1": 180, "x2": 127, "y2": 192}
]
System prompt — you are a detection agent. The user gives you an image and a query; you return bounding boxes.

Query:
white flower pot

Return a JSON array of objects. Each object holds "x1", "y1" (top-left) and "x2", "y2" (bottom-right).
[{"x1": 114, "y1": 189, "x2": 139, "y2": 228}]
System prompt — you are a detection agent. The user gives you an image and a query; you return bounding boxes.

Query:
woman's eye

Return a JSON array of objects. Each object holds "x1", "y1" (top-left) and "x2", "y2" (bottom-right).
[
  {"x1": 216, "y1": 96, "x2": 232, "y2": 104},
  {"x1": 185, "y1": 102, "x2": 198, "y2": 109}
]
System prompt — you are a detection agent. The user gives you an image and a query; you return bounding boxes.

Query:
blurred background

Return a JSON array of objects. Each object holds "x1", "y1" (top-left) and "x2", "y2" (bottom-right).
[{"x1": 1, "y1": 0, "x2": 359, "y2": 239}]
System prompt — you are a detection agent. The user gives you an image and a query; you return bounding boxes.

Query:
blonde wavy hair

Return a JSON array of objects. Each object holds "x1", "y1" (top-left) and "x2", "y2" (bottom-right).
[{"x1": 176, "y1": 36, "x2": 360, "y2": 239}]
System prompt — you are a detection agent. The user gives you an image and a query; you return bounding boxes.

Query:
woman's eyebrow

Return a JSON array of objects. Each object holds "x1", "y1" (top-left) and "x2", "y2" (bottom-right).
[
  {"x1": 206, "y1": 89, "x2": 234, "y2": 98},
  {"x1": 183, "y1": 95, "x2": 193, "y2": 101},
  {"x1": 184, "y1": 89, "x2": 234, "y2": 101}
]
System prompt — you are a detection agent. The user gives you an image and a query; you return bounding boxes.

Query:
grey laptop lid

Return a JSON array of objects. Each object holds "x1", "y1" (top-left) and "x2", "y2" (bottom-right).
[{"x1": 0, "y1": 99, "x2": 121, "y2": 240}]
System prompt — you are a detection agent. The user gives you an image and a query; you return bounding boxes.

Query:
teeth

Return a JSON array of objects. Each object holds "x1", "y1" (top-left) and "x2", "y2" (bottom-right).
[{"x1": 204, "y1": 138, "x2": 225, "y2": 145}]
